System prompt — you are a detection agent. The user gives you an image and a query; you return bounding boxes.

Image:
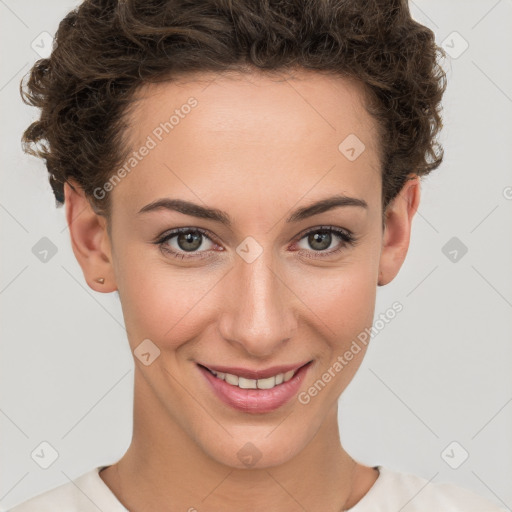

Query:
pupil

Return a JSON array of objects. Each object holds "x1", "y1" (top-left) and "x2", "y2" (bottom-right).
[{"x1": 178, "y1": 231, "x2": 202, "y2": 252}]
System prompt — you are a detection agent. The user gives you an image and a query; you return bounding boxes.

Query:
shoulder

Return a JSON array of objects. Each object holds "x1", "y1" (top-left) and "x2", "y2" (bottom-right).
[
  {"x1": 7, "y1": 466, "x2": 127, "y2": 512},
  {"x1": 350, "y1": 466, "x2": 507, "y2": 512},
  {"x1": 8, "y1": 479, "x2": 83, "y2": 512}
]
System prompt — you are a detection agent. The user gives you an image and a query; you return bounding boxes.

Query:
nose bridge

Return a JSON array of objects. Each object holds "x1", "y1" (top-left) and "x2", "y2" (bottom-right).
[{"x1": 218, "y1": 249, "x2": 297, "y2": 357}]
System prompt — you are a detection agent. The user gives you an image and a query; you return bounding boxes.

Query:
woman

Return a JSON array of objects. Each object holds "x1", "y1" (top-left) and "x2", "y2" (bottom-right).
[{"x1": 11, "y1": 0, "x2": 506, "y2": 510}]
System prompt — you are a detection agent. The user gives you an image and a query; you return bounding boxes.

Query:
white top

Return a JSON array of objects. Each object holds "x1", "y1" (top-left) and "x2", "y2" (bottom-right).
[{"x1": 8, "y1": 465, "x2": 506, "y2": 512}]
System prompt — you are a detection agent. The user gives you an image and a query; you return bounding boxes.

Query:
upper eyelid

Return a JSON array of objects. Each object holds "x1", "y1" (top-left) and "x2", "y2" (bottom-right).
[
  {"x1": 294, "y1": 225, "x2": 352, "y2": 240},
  {"x1": 158, "y1": 227, "x2": 218, "y2": 245}
]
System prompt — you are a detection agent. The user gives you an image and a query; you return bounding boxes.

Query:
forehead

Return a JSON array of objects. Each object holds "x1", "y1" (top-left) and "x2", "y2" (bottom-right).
[
  {"x1": 128, "y1": 69, "x2": 378, "y2": 149},
  {"x1": 113, "y1": 69, "x2": 382, "y2": 216}
]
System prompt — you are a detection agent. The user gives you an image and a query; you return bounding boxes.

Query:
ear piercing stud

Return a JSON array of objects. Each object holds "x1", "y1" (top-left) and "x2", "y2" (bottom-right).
[{"x1": 95, "y1": 277, "x2": 105, "y2": 284}]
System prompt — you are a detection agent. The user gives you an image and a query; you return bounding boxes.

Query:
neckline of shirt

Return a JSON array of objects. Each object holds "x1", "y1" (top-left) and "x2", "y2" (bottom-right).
[{"x1": 91, "y1": 463, "x2": 387, "y2": 511}]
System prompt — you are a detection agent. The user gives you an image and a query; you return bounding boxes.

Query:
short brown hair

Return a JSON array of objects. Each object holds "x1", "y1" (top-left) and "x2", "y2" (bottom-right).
[{"x1": 20, "y1": 0, "x2": 447, "y2": 222}]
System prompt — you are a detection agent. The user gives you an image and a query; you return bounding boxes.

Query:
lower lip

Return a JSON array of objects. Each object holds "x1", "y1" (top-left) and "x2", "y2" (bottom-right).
[{"x1": 198, "y1": 362, "x2": 312, "y2": 414}]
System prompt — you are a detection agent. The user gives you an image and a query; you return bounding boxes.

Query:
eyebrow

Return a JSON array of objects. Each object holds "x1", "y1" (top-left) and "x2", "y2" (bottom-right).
[{"x1": 137, "y1": 194, "x2": 368, "y2": 226}]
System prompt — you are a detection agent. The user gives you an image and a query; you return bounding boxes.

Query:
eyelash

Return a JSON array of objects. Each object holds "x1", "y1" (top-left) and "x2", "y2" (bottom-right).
[{"x1": 154, "y1": 225, "x2": 359, "y2": 261}]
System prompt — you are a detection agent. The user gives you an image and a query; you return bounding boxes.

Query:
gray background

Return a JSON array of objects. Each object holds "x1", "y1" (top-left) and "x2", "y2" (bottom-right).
[{"x1": 1, "y1": 0, "x2": 511, "y2": 510}]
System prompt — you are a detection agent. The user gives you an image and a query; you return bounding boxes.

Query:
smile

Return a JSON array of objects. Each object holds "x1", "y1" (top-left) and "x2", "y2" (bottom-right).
[
  {"x1": 197, "y1": 361, "x2": 313, "y2": 413},
  {"x1": 206, "y1": 368, "x2": 297, "y2": 389}
]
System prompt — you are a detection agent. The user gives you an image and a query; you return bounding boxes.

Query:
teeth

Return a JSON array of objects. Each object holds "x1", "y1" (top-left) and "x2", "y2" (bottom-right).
[
  {"x1": 238, "y1": 377, "x2": 257, "y2": 389},
  {"x1": 209, "y1": 368, "x2": 297, "y2": 389},
  {"x1": 224, "y1": 373, "x2": 238, "y2": 386},
  {"x1": 284, "y1": 370, "x2": 295, "y2": 381},
  {"x1": 256, "y1": 376, "x2": 276, "y2": 389}
]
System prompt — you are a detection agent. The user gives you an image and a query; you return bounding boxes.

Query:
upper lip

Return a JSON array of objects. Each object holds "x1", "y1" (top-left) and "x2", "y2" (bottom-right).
[{"x1": 198, "y1": 361, "x2": 312, "y2": 380}]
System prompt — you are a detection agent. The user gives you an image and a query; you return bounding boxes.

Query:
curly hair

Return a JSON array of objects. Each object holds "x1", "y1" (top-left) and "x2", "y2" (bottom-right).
[{"x1": 20, "y1": 0, "x2": 447, "y2": 223}]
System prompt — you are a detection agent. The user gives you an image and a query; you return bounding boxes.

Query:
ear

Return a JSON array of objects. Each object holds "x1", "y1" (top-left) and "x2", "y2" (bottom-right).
[
  {"x1": 378, "y1": 174, "x2": 421, "y2": 286},
  {"x1": 64, "y1": 179, "x2": 117, "y2": 292}
]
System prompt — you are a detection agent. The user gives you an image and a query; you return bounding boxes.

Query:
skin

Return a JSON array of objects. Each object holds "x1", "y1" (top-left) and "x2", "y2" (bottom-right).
[{"x1": 64, "y1": 69, "x2": 420, "y2": 511}]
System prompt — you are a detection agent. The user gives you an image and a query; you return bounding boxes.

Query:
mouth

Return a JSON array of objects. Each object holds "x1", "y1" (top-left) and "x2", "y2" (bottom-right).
[
  {"x1": 196, "y1": 360, "x2": 313, "y2": 413},
  {"x1": 197, "y1": 361, "x2": 311, "y2": 389}
]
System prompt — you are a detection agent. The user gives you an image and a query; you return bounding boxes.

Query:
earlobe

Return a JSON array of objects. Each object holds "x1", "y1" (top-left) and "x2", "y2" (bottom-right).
[
  {"x1": 64, "y1": 179, "x2": 117, "y2": 293},
  {"x1": 377, "y1": 174, "x2": 421, "y2": 287}
]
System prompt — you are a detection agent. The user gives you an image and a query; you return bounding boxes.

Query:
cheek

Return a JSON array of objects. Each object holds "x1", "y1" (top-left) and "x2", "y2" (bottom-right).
[
  {"x1": 295, "y1": 266, "x2": 376, "y2": 401},
  {"x1": 289, "y1": 258, "x2": 377, "y2": 343},
  {"x1": 115, "y1": 250, "x2": 222, "y2": 347}
]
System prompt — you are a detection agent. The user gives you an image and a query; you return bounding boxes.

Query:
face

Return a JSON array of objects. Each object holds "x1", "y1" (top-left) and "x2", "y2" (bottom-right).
[{"x1": 66, "y1": 69, "x2": 419, "y2": 469}]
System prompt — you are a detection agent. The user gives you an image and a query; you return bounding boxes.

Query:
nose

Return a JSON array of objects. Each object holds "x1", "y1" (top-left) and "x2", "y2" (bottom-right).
[{"x1": 217, "y1": 252, "x2": 298, "y2": 358}]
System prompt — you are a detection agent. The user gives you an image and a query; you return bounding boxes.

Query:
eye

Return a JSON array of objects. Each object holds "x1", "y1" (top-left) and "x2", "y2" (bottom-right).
[
  {"x1": 155, "y1": 227, "x2": 220, "y2": 260},
  {"x1": 293, "y1": 226, "x2": 358, "y2": 259},
  {"x1": 154, "y1": 225, "x2": 358, "y2": 261}
]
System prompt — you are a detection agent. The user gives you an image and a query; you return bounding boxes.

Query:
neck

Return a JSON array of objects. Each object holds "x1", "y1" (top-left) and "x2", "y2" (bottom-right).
[{"x1": 100, "y1": 369, "x2": 369, "y2": 512}]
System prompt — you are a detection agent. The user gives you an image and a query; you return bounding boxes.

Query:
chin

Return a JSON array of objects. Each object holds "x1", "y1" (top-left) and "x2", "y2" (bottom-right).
[{"x1": 192, "y1": 420, "x2": 318, "y2": 470}]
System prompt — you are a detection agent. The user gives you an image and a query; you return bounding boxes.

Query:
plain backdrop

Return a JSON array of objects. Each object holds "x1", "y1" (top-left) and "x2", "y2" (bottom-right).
[{"x1": 1, "y1": 0, "x2": 511, "y2": 510}]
